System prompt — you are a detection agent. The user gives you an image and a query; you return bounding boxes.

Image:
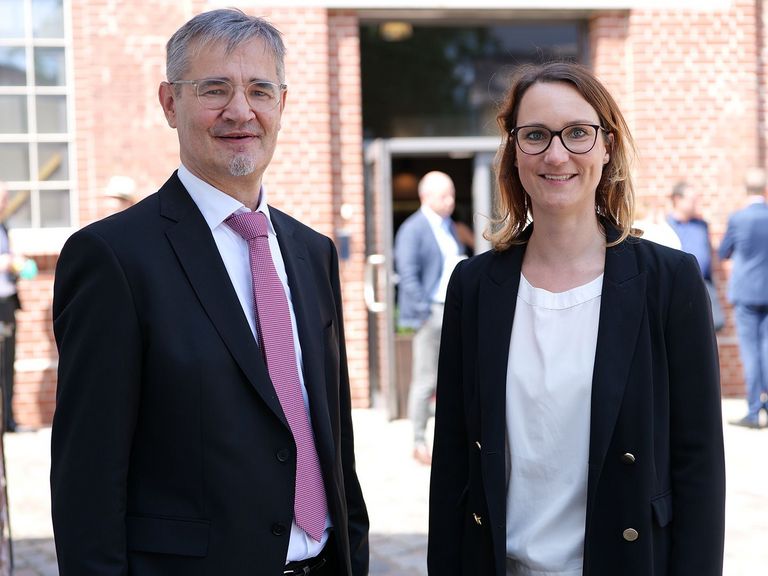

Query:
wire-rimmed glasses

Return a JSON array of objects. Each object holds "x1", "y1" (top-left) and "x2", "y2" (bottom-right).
[
  {"x1": 511, "y1": 124, "x2": 606, "y2": 155},
  {"x1": 170, "y1": 78, "x2": 287, "y2": 112}
]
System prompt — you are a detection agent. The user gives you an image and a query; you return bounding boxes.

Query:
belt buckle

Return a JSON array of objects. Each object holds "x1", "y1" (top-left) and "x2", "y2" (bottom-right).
[{"x1": 283, "y1": 557, "x2": 323, "y2": 576}]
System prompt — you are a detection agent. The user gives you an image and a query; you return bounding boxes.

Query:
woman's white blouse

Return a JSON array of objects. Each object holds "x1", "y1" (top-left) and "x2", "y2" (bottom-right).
[{"x1": 505, "y1": 273, "x2": 603, "y2": 576}]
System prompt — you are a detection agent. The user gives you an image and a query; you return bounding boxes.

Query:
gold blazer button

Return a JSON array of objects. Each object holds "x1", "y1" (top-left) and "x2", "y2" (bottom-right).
[{"x1": 623, "y1": 528, "x2": 639, "y2": 542}]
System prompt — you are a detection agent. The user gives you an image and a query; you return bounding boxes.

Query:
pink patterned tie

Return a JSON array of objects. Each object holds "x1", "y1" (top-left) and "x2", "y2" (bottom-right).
[{"x1": 226, "y1": 210, "x2": 328, "y2": 542}]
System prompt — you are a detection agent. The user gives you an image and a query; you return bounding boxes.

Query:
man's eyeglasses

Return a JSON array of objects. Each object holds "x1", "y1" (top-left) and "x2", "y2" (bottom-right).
[
  {"x1": 511, "y1": 124, "x2": 607, "y2": 155},
  {"x1": 170, "y1": 78, "x2": 287, "y2": 112}
]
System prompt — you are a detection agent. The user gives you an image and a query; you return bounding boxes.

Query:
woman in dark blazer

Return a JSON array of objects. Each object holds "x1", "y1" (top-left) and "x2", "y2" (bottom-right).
[{"x1": 427, "y1": 62, "x2": 725, "y2": 576}]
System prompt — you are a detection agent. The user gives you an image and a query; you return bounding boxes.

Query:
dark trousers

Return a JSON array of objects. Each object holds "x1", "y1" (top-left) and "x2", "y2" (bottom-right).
[
  {"x1": 0, "y1": 297, "x2": 16, "y2": 431},
  {"x1": 733, "y1": 303, "x2": 768, "y2": 421}
]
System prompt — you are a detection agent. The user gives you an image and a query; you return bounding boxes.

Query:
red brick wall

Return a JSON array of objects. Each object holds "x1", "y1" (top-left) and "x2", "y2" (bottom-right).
[
  {"x1": 591, "y1": 0, "x2": 767, "y2": 397},
  {"x1": 12, "y1": 2, "x2": 369, "y2": 429},
  {"x1": 262, "y1": 7, "x2": 369, "y2": 406},
  {"x1": 13, "y1": 1, "x2": 201, "y2": 427},
  {"x1": 759, "y1": 0, "x2": 767, "y2": 167},
  {"x1": 13, "y1": 2, "x2": 766, "y2": 426},
  {"x1": 13, "y1": 255, "x2": 57, "y2": 427},
  {"x1": 328, "y1": 12, "x2": 369, "y2": 406}
]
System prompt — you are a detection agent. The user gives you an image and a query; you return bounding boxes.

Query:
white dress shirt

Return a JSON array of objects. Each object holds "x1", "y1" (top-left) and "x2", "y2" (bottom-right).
[
  {"x1": 421, "y1": 205, "x2": 464, "y2": 303},
  {"x1": 178, "y1": 165, "x2": 331, "y2": 562},
  {"x1": 505, "y1": 273, "x2": 603, "y2": 576}
]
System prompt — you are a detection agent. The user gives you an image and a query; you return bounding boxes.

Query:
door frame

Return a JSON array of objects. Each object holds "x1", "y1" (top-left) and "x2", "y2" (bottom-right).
[{"x1": 364, "y1": 136, "x2": 499, "y2": 419}]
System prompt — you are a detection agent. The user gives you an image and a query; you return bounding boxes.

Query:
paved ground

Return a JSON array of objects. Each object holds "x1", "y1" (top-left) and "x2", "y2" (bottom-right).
[{"x1": 4, "y1": 399, "x2": 767, "y2": 575}]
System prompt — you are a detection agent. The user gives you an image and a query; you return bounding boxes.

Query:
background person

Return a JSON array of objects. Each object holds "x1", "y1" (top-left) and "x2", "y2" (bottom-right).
[
  {"x1": 103, "y1": 175, "x2": 138, "y2": 213},
  {"x1": 51, "y1": 9, "x2": 368, "y2": 575},
  {"x1": 633, "y1": 197, "x2": 681, "y2": 249},
  {"x1": 0, "y1": 183, "x2": 23, "y2": 433},
  {"x1": 428, "y1": 62, "x2": 725, "y2": 575},
  {"x1": 394, "y1": 171, "x2": 467, "y2": 465},
  {"x1": 667, "y1": 181, "x2": 724, "y2": 331},
  {"x1": 719, "y1": 168, "x2": 768, "y2": 429}
]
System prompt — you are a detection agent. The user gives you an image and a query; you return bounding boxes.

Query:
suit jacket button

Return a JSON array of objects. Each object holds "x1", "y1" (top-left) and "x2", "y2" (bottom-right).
[
  {"x1": 623, "y1": 528, "x2": 639, "y2": 542},
  {"x1": 276, "y1": 449, "x2": 290, "y2": 463},
  {"x1": 272, "y1": 523, "x2": 287, "y2": 536},
  {"x1": 621, "y1": 452, "x2": 636, "y2": 464}
]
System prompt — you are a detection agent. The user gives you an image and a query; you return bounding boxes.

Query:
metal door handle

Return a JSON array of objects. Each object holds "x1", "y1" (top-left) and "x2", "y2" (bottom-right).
[{"x1": 364, "y1": 254, "x2": 387, "y2": 313}]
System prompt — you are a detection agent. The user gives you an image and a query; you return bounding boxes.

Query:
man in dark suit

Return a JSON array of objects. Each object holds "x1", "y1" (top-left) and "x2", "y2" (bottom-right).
[
  {"x1": 51, "y1": 9, "x2": 368, "y2": 575},
  {"x1": 394, "y1": 171, "x2": 466, "y2": 465},
  {"x1": 720, "y1": 167, "x2": 768, "y2": 429}
]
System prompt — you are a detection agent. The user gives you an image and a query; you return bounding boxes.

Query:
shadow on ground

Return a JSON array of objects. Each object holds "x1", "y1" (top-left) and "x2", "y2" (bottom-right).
[
  {"x1": 10, "y1": 536, "x2": 57, "y2": 576},
  {"x1": 370, "y1": 531, "x2": 427, "y2": 576}
]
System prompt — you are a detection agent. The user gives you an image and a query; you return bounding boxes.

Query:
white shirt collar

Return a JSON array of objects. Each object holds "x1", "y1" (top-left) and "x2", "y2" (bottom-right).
[
  {"x1": 420, "y1": 204, "x2": 449, "y2": 228},
  {"x1": 177, "y1": 164, "x2": 276, "y2": 235}
]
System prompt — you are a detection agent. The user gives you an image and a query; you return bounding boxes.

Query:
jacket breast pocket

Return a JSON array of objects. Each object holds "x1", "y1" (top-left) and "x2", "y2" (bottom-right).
[
  {"x1": 126, "y1": 515, "x2": 210, "y2": 557},
  {"x1": 651, "y1": 491, "x2": 673, "y2": 528},
  {"x1": 651, "y1": 491, "x2": 673, "y2": 576}
]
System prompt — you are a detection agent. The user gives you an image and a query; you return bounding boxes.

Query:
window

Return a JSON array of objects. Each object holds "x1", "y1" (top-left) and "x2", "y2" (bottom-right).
[
  {"x1": 360, "y1": 21, "x2": 587, "y2": 138},
  {"x1": 0, "y1": 0, "x2": 72, "y2": 229}
]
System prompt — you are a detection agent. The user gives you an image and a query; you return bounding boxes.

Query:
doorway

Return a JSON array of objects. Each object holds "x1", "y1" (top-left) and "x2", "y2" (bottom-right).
[{"x1": 364, "y1": 137, "x2": 497, "y2": 418}]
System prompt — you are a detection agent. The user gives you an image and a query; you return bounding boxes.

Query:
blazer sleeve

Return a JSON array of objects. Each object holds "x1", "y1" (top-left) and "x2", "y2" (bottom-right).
[
  {"x1": 665, "y1": 253, "x2": 725, "y2": 574},
  {"x1": 51, "y1": 228, "x2": 142, "y2": 575},
  {"x1": 427, "y1": 261, "x2": 469, "y2": 574},
  {"x1": 718, "y1": 216, "x2": 736, "y2": 260},
  {"x1": 394, "y1": 220, "x2": 431, "y2": 325},
  {"x1": 329, "y1": 239, "x2": 370, "y2": 576}
]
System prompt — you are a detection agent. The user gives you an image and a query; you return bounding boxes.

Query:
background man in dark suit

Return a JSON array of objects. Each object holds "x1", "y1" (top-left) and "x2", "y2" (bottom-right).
[
  {"x1": 394, "y1": 171, "x2": 466, "y2": 465},
  {"x1": 51, "y1": 9, "x2": 368, "y2": 575},
  {"x1": 720, "y1": 167, "x2": 768, "y2": 429}
]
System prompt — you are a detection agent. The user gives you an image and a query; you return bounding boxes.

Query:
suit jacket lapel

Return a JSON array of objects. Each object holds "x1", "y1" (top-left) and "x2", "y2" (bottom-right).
[
  {"x1": 586, "y1": 231, "x2": 646, "y2": 513},
  {"x1": 477, "y1": 244, "x2": 525, "y2": 553},
  {"x1": 159, "y1": 174, "x2": 288, "y2": 427},
  {"x1": 271, "y1": 209, "x2": 335, "y2": 468}
]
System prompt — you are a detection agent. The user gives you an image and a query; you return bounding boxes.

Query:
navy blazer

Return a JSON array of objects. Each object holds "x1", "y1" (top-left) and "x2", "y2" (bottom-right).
[
  {"x1": 428, "y1": 225, "x2": 725, "y2": 576},
  {"x1": 51, "y1": 173, "x2": 369, "y2": 575},
  {"x1": 719, "y1": 199, "x2": 768, "y2": 306},
  {"x1": 394, "y1": 209, "x2": 464, "y2": 328}
]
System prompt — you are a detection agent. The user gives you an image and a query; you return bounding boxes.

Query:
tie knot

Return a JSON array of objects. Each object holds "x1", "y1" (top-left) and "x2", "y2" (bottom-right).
[{"x1": 226, "y1": 210, "x2": 269, "y2": 241}]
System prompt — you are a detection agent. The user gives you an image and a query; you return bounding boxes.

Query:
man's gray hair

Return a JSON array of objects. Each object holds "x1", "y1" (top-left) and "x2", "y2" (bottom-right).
[{"x1": 166, "y1": 8, "x2": 286, "y2": 84}]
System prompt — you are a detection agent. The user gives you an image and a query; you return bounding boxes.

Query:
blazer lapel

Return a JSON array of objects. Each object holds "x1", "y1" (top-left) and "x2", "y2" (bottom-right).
[
  {"x1": 474, "y1": 223, "x2": 646, "y2": 564},
  {"x1": 159, "y1": 174, "x2": 288, "y2": 427},
  {"x1": 477, "y1": 244, "x2": 525, "y2": 552},
  {"x1": 586, "y1": 233, "x2": 646, "y2": 512},
  {"x1": 271, "y1": 209, "x2": 335, "y2": 468}
]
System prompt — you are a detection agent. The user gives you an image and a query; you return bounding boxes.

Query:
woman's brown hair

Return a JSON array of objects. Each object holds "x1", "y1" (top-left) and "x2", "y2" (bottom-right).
[{"x1": 488, "y1": 61, "x2": 637, "y2": 250}]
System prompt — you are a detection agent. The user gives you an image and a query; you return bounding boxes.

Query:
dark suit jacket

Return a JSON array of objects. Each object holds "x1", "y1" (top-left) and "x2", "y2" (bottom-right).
[
  {"x1": 394, "y1": 209, "x2": 464, "y2": 329},
  {"x1": 51, "y1": 173, "x2": 369, "y2": 575},
  {"x1": 718, "y1": 199, "x2": 768, "y2": 306},
  {"x1": 428, "y1": 224, "x2": 725, "y2": 576}
]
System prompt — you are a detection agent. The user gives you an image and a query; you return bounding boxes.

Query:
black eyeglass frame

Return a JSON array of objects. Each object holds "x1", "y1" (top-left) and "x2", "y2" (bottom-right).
[
  {"x1": 510, "y1": 123, "x2": 608, "y2": 156},
  {"x1": 169, "y1": 78, "x2": 288, "y2": 111}
]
